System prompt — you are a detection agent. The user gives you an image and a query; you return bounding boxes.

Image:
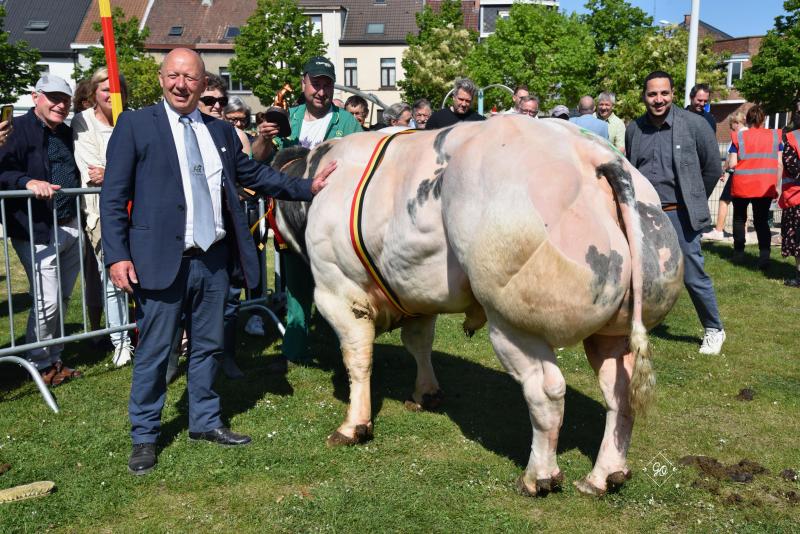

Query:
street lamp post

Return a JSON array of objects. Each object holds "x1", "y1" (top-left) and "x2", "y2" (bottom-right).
[{"x1": 684, "y1": 0, "x2": 701, "y2": 107}]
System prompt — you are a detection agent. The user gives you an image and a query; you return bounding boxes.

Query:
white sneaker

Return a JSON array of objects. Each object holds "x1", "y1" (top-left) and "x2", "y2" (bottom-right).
[
  {"x1": 702, "y1": 229, "x2": 725, "y2": 241},
  {"x1": 112, "y1": 343, "x2": 133, "y2": 367},
  {"x1": 244, "y1": 315, "x2": 265, "y2": 336},
  {"x1": 699, "y1": 328, "x2": 726, "y2": 355}
]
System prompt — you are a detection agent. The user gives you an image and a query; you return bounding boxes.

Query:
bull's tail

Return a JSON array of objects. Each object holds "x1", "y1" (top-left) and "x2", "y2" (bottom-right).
[{"x1": 596, "y1": 159, "x2": 654, "y2": 418}]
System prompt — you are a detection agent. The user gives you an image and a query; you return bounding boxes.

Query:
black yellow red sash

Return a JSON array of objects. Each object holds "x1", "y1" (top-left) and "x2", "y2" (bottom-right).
[{"x1": 349, "y1": 130, "x2": 417, "y2": 316}]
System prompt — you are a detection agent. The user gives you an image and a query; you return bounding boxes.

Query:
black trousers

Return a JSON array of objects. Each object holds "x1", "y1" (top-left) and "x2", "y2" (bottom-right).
[{"x1": 732, "y1": 197, "x2": 773, "y2": 252}]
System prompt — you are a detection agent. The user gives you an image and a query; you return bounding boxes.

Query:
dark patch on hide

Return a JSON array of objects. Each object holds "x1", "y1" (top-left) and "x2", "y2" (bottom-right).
[
  {"x1": 270, "y1": 146, "x2": 316, "y2": 260},
  {"x1": 596, "y1": 159, "x2": 635, "y2": 207},
  {"x1": 585, "y1": 245, "x2": 624, "y2": 305},
  {"x1": 433, "y1": 127, "x2": 453, "y2": 165},
  {"x1": 307, "y1": 142, "x2": 333, "y2": 181},
  {"x1": 407, "y1": 128, "x2": 451, "y2": 223},
  {"x1": 636, "y1": 201, "x2": 681, "y2": 302}
]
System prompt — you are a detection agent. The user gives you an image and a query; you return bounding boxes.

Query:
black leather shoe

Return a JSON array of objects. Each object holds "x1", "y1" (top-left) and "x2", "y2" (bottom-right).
[
  {"x1": 189, "y1": 427, "x2": 252, "y2": 446},
  {"x1": 128, "y1": 443, "x2": 156, "y2": 475}
]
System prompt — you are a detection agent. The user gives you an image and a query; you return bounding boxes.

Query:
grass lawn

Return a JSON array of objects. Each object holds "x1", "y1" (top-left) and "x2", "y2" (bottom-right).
[{"x1": 0, "y1": 242, "x2": 799, "y2": 533}]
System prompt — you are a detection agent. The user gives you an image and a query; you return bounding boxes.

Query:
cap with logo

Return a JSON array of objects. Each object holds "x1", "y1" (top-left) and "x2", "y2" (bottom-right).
[
  {"x1": 303, "y1": 56, "x2": 336, "y2": 82},
  {"x1": 35, "y1": 75, "x2": 73, "y2": 97}
]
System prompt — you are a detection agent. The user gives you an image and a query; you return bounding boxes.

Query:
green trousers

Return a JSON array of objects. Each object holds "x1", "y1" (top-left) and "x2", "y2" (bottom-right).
[{"x1": 282, "y1": 253, "x2": 314, "y2": 362}]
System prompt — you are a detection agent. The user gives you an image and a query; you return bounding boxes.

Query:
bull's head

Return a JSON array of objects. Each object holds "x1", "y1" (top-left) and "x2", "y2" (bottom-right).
[{"x1": 270, "y1": 143, "x2": 334, "y2": 263}]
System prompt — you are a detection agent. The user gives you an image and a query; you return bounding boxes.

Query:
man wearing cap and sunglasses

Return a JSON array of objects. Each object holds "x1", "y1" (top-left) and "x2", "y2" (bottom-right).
[
  {"x1": 0, "y1": 74, "x2": 84, "y2": 386},
  {"x1": 252, "y1": 56, "x2": 362, "y2": 370}
]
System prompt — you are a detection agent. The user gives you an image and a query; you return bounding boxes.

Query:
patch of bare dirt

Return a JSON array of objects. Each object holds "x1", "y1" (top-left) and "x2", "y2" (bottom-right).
[
  {"x1": 735, "y1": 388, "x2": 755, "y2": 401},
  {"x1": 679, "y1": 456, "x2": 768, "y2": 483},
  {"x1": 780, "y1": 469, "x2": 798, "y2": 482}
]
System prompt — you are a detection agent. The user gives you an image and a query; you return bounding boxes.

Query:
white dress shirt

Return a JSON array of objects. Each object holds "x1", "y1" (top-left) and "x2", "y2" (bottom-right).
[{"x1": 163, "y1": 101, "x2": 226, "y2": 250}]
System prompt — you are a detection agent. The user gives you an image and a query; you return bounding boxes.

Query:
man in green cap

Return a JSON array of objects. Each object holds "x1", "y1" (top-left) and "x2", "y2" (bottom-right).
[{"x1": 253, "y1": 56, "x2": 362, "y2": 369}]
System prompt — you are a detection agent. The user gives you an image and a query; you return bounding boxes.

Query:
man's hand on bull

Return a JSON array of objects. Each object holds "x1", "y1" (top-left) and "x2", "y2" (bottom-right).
[
  {"x1": 258, "y1": 120, "x2": 281, "y2": 140},
  {"x1": 110, "y1": 260, "x2": 139, "y2": 294},
  {"x1": 25, "y1": 179, "x2": 60, "y2": 200},
  {"x1": 311, "y1": 160, "x2": 337, "y2": 195}
]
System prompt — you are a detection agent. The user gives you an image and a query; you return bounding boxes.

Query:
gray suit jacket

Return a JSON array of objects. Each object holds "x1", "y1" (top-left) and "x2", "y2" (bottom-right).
[{"x1": 626, "y1": 106, "x2": 721, "y2": 231}]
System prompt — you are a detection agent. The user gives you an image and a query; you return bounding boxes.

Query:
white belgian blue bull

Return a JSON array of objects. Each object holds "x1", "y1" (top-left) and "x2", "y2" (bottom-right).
[{"x1": 271, "y1": 115, "x2": 683, "y2": 496}]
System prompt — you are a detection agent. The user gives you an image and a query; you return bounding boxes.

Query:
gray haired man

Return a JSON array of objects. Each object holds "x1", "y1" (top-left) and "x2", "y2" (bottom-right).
[
  {"x1": 595, "y1": 91, "x2": 626, "y2": 152},
  {"x1": 426, "y1": 78, "x2": 486, "y2": 129}
]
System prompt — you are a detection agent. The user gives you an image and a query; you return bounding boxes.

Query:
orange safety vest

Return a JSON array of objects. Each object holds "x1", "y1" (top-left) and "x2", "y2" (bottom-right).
[
  {"x1": 779, "y1": 130, "x2": 800, "y2": 209},
  {"x1": 731, "y1": 128, "x2": 780, "y2": 198}
]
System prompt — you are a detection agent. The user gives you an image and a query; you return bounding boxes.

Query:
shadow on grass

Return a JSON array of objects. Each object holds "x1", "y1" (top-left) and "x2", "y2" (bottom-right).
[
  {"x1": 703, "y1": 242, "x2": 796, "y2": 280},
  {"x1": 650, "y1": 323, "x2": 699, "y2": 345},
  {"x1": 0, "y1": 291, "x2": 31, "y2": 319},
  {"x1": 312, "y1": 326, "x2": 605, "y2": 468}
]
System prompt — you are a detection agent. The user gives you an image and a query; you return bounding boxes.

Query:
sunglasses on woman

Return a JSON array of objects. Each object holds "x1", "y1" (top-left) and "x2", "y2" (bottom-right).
[{"x1": 200, "y1": 96, "x2": 228, "y2": 107}]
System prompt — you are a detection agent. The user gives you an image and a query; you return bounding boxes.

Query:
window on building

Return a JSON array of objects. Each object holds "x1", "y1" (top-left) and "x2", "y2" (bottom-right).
[
  {"x1": 224, "y1": 26, "x2": 240, "y2": 39},
  {"x1": 726, "y1": 55, "x2": 748, "y2": 88},
  {"x1": 309, "y1": 14, "x2": 322, "y2": 33},
  {"x1": 36, "y1": 64, "x2": 50, "y2": 75},
  {"x1": 168, "y1": 26, "x2": 184, "y2": 36},
  {"x1": 220, "y1": 68, "x2": 250, "y2": 93},
  {"x1": 374, "y1": 0, "x2": 386, "y2": 4},
  {"x1": 344, "y1": 58, "x2": 358, "y2": 87},
  {"x1": 25, "y1": 20, "x2": 50, "y2": 32},
  {"x1": 480, "y1": 6, "x2": 511, "y2": 36},
  {"x1": 367, "y1": 23, "x2": 385, "y2": 34},
  {"x1": 380, "y1": 58, "x2": 396, "y2": 88}
]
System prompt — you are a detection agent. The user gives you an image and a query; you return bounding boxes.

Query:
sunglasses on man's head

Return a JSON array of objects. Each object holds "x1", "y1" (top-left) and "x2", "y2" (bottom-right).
[{"x1": 200, "y1": 96, "x2": 228, "y2": 107}]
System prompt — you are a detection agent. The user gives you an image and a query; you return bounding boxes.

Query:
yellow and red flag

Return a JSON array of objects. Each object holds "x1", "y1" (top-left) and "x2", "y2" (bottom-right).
[{"x1": 98, "y1": 0, "x2": 123, "y2": 124}]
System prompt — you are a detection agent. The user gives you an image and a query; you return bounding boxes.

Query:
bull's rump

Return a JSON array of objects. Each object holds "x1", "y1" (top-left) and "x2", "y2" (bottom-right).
[{"x1": 438, "y1": 119, "x2": 637, "y2": 346}]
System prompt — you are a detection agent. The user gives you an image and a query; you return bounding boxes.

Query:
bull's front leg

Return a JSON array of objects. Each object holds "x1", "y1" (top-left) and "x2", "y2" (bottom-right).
[
  {"x1": 314, "y1": 289, "x2": 376, "y2": 446},
  {"x1": 400, "y1": 315, "x2": 444, "y2": 412}
]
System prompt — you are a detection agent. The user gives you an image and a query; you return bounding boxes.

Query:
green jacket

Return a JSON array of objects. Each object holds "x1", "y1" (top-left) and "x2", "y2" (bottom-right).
[{"x1": 276, "y1": 104, "x2": 362, "y2": 149}]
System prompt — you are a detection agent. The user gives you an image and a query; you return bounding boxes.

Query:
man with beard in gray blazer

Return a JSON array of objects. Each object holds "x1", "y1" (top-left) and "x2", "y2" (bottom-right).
[{"x1": 625, "y1": 70, "x2": 725, "y2": 355}]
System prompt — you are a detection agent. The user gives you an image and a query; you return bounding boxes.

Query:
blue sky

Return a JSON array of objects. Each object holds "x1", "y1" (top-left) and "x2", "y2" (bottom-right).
[{"x1": 557, "y1": 0, "x2": 787, "y2": 37}]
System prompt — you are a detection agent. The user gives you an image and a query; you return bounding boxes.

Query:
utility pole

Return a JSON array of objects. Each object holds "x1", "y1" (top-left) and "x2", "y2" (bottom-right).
[{"x1": 684, "y1": 0, "x2": 700, "y2": 106}]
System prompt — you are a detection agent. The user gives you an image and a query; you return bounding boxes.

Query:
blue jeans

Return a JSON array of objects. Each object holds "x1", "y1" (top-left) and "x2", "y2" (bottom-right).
[
  {"x1": 129, "y1": 242, "x2": 228, "y2": 444},
  {"x1": 666, "y1": 209, "x2": 723, "y2": 330}
]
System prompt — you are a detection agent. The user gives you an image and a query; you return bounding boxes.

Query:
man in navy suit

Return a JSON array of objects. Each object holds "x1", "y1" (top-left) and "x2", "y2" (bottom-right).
[{"x1": 100, "y1": 48, "x2": 335, "y2": 475}]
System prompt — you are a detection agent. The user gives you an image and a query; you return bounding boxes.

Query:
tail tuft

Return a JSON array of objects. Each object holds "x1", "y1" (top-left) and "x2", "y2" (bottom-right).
[{"x1": 629, "y1": 321, "x2": 655, "y2": 418}]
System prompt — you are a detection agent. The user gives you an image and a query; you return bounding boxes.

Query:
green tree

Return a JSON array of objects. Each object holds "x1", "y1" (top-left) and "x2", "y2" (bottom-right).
[
  {"x1": 736, "y1": 0, "x2": 800, "y2": 113},
  {"x1": 465, "y1": 4, "x2": 597, "y2": 110},
  {"x1": 581, "y1": 0, "x2": 653, "y2": 54},
  {"x1": 0, "y1": 6, "x2": 42, "y2": 104},
  {"x1": 598, "y1": 26, "x2": 728, "y2": 121},
  {"x1": 73, "y1": 7, "x2": 161, "y2": 109},
  {"x1": 230, "y1": 0, "x2": 326, "y2": 106},
  {"x1": 399, "y1": 0, "x2": 475, "y2": 105}
]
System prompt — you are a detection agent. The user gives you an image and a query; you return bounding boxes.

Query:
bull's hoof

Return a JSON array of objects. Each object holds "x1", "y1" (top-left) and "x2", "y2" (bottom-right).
[
  {"x1": 326, "y1": 424, "x2": 373, "y2": 447},
  {"x1": 606, "y1": 470, "x2": 632, "y2": 493},
  {"x1": 516, "y1": 476, "x2": 536, "y2": 497},
  {"x1": 516, "y1": 472, "x2": 564, "y2": 497},
  {"x1": 404, "y1": 390, "x2": 444, "y2": 412},
  {"x1": 573, "y1": 478, "x2": 606, "y2": 497}
]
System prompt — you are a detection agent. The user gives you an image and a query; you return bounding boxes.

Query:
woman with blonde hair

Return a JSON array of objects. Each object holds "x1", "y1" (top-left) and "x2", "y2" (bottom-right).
[{"x1": 72, "y1": 67, "x2": 134, "y2": 366}]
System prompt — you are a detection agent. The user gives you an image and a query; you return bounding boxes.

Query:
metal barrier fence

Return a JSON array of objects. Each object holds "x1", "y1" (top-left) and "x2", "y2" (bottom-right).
[{"x1": 1, "y1": 188, "x2": 283, "y2": 411}]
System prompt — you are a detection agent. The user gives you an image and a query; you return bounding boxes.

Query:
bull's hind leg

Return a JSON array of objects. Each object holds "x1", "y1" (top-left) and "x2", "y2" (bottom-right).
[
  {"x1": 488, "y1": 318, "x2": 565, "y2": 496},
  {"x1": 401, "y1": 315, "x2": 444, "y2": 411},
  {"x1": 574, "y1": 334, "x2": 635, "y2": 496},
  {"x1": 314, "y1": 289, "x2": 376, "y2": 446}
]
